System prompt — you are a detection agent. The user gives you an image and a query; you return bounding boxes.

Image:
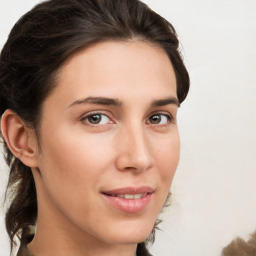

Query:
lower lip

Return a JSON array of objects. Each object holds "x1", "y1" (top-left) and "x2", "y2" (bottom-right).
[{"x1": 102, "y1": 193, "x2": 152, "y2": 213}]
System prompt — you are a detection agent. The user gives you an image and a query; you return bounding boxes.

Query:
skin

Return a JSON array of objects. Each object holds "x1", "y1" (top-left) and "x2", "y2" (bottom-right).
[{"x1": 2, "y1": 41, "x2": 179, "y2": 256}]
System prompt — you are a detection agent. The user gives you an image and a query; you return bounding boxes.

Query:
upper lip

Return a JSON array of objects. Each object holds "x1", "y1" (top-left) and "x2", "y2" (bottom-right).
[{"x1": 102, "y1": 186, "x2": 155, "y2": 195}]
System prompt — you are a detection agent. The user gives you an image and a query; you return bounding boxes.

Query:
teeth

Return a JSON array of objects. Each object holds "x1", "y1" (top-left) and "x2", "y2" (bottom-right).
[
  {"x1": 115, "y1": 193, "x2": 147, "y2": 199},
  {"x1": 134, "y1": 193, "x2": 145, "y2": 199},
  {"x1": 125, "y1": 194, "x2": 134, "y2": 199}
]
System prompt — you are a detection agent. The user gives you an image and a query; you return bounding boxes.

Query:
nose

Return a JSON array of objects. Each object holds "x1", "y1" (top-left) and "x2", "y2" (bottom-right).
[{"x1": 115, "y1": 124, "x2": 154, "y2": 173}]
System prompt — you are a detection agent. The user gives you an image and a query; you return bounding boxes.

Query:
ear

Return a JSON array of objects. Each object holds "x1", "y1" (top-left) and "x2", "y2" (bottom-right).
[{"x1": 1, "y1": 109, "x2": 39, "y2": 168}]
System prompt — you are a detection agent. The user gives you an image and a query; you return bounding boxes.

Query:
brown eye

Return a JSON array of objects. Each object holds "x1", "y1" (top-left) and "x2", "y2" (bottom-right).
[
  {"x1": 148, "y1": 114, "x2": 171, "y2": 125},
  {"x1": 84, "y1": 114, "x2": 110, "y2": 125},
  {"x1": 87, "y1": 114, "x2": 102, "y2": 124},
  {"x1": 149, "y1": 115, "x2": 161, "y2": 124}
]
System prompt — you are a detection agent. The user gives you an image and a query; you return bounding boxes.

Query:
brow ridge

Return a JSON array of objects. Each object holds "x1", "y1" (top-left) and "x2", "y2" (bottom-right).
[
  {"x1": 151, "y1": 97, "x2": 180, "y2": 107},
  {"x1": 69, "y1": 96, "x2": 122, "y2": 107},
  {"x1": 69, "y1": 96, "x2": 179, "y2": 108}
]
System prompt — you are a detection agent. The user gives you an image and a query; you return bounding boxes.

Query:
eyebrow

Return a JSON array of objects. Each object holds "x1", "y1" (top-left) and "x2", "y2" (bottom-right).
[
  {"x1": 68, "y1": 96, "x2": 180, "y2": 108},
  {"x1": 152, "y1": 97, "x2": 180, "y2": 107},
  {"x1": 68, "y1": 96, "x2": 122, "y2": 107}
]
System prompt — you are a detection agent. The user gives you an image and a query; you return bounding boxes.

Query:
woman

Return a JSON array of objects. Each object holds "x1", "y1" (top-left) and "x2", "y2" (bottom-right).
[{"x1": 0, "y1": 0, "x2": 189, "y2": 255}]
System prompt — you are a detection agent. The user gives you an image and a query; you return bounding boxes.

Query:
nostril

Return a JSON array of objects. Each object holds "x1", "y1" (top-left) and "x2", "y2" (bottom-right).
[
  {"x1": 114, "y1": 138, "x2": 154, "y2": 172},
  {"x1": 124, "y1": 166, "x2": 137, "y2": 170}
]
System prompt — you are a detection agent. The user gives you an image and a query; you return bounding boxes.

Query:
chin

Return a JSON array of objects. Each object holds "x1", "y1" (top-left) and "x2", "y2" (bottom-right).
[
  {"x1": 101, "y1": 220, "x2": 155, "y2": 245},
  {"x1": 108, "y1": 234, "x2": 150, "y2": 245}
]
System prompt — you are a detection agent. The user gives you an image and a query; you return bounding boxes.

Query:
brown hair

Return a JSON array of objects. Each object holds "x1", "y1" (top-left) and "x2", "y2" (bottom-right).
[
  {"x1": 222, "y1": 231, "x2": 256, "y2": 256},
  {"x1": 0, "y1": 0, "x2": 189, "y2": 255}
]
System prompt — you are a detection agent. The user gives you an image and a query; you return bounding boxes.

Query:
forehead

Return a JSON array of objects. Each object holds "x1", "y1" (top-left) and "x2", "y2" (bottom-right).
[{"x1": 45, "y1": 40, "x2": 177, "y2": 108}]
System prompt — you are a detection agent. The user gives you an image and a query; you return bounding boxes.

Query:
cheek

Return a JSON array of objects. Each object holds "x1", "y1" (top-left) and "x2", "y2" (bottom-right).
[
  {"x1": 151, "y1": 131, "x2": 180, "y2": 207},
  {"x1": 154, "y1": 132, "x2": 180, "y2": 180},
  {"x1": 41, "y1": 134, "x2": 108, "y2": 175},
  {"x1": 37, "y1": 128, "x2": 114, "y2": 206}
]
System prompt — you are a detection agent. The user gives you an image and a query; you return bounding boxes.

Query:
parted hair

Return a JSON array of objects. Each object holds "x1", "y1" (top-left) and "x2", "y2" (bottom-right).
[{"x1": 0, "y1": 0, "x2": 189, "y2": 255}]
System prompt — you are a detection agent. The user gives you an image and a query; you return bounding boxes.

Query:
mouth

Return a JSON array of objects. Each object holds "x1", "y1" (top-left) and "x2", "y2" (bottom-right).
[
  {"x1": 103, "y1": 193, "x2": 148, "y2": 200},
  {"x1": 101, "y1": 186, "x2": 154, "y2": 213}
]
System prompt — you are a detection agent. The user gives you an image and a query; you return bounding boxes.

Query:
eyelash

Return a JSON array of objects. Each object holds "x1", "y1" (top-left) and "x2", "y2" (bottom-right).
[
  {"x1": 80, "y1": 112, "x2": 174, "y2": 127},
  {"x1": 146, "y1": 112, "x2": 174, "y2": 126},
  {"x1": 81, "y1": 112, "x2": 113, "y2": 126}
]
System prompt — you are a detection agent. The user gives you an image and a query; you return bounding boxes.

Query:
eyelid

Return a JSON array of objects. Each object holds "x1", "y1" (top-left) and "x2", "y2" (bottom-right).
[
  {"x1": 80, "y1": 111, "x2": 114, "y2": 126},
  {"x1": 79, "y1": 110, "x2": 175, "y2": 127},
  {"x1": 146, "y1": 111, "x2": 174, "y2": 125}
]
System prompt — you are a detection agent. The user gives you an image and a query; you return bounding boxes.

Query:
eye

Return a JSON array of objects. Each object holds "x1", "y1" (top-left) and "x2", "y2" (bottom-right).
[
  {"x1": 82, "y1": 113, "x2": 111, "y2": 125},
  {"x1": 147, "y1": 113, "x2": 172, "y2": 125}
]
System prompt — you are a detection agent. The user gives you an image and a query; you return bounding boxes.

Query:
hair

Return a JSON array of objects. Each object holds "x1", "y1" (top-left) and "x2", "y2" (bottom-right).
[
  {"x1": 222, "y1": 231, "x2": 256, "y2": 256},
  {"x1": 0, "y1": 0, "x2": 189, "y2": 255}
]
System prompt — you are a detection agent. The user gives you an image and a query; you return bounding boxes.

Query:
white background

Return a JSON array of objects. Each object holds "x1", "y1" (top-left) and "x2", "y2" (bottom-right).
[{"x1": 0, "y1": 0, "x2": 256, "y2": 255}]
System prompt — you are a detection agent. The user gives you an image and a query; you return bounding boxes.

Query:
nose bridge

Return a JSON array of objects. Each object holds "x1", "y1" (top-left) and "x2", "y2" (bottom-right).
[{"x1": 115, "y1": 120, "x2": 154, "y2": 172}]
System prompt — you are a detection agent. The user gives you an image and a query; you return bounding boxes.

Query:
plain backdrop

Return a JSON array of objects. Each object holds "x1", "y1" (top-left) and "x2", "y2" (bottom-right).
[{"x1": 0, "y1": 0, "x2": 256, "y2": 256}]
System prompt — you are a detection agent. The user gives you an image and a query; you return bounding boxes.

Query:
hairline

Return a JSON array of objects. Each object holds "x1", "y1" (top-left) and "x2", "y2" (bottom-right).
[{"x1": 34, "y1": 37, "x2": 178, "y2": 145}]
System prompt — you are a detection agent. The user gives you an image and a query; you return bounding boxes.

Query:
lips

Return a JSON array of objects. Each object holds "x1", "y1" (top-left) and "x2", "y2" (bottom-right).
[
  {"x1": 111, "y1": 193, "x2": 147, "y2": 199},
  {"x1": 101, "y1": 186, "x2": 154, "y2": 213}
]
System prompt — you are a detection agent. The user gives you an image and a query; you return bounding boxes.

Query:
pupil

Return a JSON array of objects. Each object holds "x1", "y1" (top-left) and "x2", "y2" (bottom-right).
[
  {"x1": 89, "y1": 115, "x2": 101, "y2": 124},
  {"x1": 151, "y1": 115, "x2": 160, "y2": 124}
]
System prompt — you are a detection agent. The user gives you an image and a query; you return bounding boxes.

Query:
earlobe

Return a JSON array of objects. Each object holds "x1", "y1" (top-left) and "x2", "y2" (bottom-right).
[{"x1": 1, "y1": 109, "x2": 39, "y2": 167}]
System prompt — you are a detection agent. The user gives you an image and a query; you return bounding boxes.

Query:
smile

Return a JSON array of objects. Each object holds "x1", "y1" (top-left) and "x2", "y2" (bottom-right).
[
  {"x1": 102, "y1": 187, "x2": 154, "y2": 213},
  {"x1": 111, "y1": 193, "x2": 147, "y2": 199}
]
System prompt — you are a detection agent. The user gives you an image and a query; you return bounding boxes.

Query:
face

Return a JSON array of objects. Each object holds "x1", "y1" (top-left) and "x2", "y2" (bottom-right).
[{"x1": 33, "y1": 41, "x2": 179, "y2": 246}]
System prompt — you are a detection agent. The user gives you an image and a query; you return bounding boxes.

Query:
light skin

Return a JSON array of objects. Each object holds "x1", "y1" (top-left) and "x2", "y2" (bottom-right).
[{"x1": 1, "y1": 40, "x2": 179, "y2": 256}]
